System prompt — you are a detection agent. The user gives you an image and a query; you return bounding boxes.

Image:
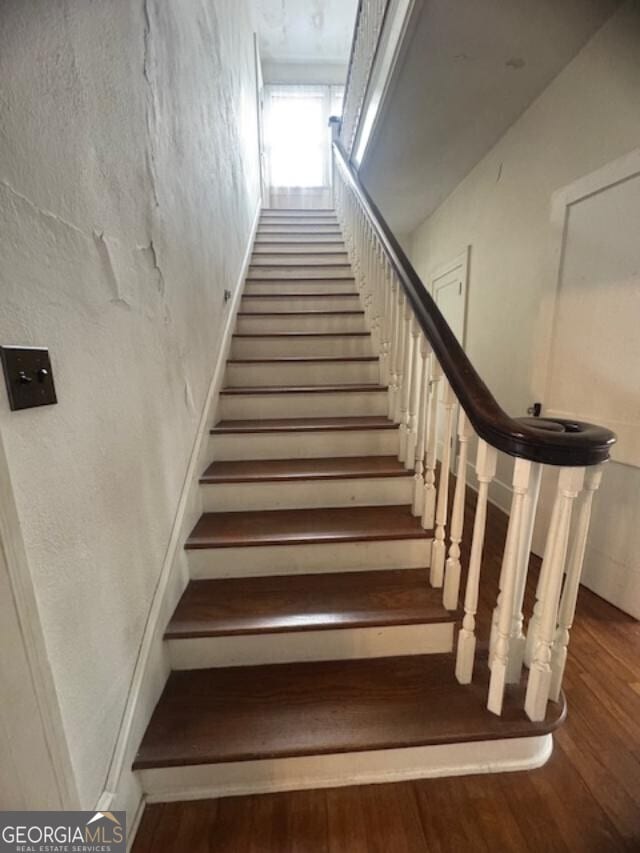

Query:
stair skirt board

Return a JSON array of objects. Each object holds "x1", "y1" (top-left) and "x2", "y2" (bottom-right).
[
  {"x1": 230, "y1": 335, "x2": 374, "y2": 359},
  {"x1": 208, "y1": 428, "x2": 400, "y2": 460},
  {"x1": 235, "y1": 314, "x2": 367, "y2": 334},
  {"x1": 187, "y1": 538, "x2": 431, "y2": 579},
  {"x1": 201, "y1": 476, "x2": 413, "y2": 512},
  {"x1": 219, "y1": 389, "x2": 388, "y2": 420},
  {"x1": 225, "y1": 360, "x2": 379, "y2": 387},
  {"x1": 240, "y1": 295, "x2": 361, "y2": 312},
  {"x1": 168, "y1": 622, "x2": 454, "y2": 669},
  {"x1": 139, "y1": 734, "x2": 553, "y2": 803}
]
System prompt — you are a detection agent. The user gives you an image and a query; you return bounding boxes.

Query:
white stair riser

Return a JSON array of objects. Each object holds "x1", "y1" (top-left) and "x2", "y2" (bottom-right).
[
  {"x1": 139, "y1": 736, "x2": 553, "y2": 803},
  {"x1": 251, "y1": 243, "x2": 346, "y2": 255},
  {"x1": 201, "y1": 475, "x2": 412, "y2": 512},
  {"x1": 257, "y1": 229, "x2": 342, "y2": 237},
  {"x1": 235, "y1": 314, "x2": 366, "y2": 334},
  {"x1": 225, "y1": 360, "x2": 379, "y2": 387},
  {"x1": 231, "y1": 335, "x2": 373, "y2": 358},
  {"x1": 248, "y1": 267, "x2": 352, "y2": 279},
  {"x1": 208, "y1": 429, "x2": 399, "y2": 461},
  {"x1": 219, "y1": 390, "x2": 387, "y2": 420},
  {"x1": 251, "y1": 254, "x2": 349, "y2": 266},
  {"x1": 244, "y1": 281, "x2": 356, "y2": 295},
  {"x1": 168, "y1": 622, "x2": 454, "y2": 669},
  {"x1": 241, "y1": 295, "x2": 360, "y2": 312},
  {"x1": 258, "y1": 218, "x2": 339, "y2": 227},
  {"x1": 187, "y1": 537, "x2": 430, "y2": 579},
  {"x1": 255, "y1": 234, "x2": 343, "y2": 244}
]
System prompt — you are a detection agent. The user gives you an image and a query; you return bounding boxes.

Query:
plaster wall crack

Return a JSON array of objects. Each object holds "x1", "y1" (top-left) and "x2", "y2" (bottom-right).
[{"x1": 0, "y1": 178, "x2": 88, "y2": 239}]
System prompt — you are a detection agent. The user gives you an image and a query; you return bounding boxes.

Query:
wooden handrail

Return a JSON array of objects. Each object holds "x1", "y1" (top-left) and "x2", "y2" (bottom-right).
[{"x1": 333, "y1": 140, "x2": 616, "y2": 466}]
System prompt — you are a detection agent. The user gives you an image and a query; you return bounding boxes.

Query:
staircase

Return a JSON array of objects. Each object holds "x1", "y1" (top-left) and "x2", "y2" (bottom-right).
[{"x1": 133, "y1": 209, "x2": 565, "y2": 802}]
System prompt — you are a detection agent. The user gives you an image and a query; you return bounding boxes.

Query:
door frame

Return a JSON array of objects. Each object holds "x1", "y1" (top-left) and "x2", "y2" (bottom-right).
[
  {"x1": 428, "y1": 247, "x2": 470, "y2": 471},
  {"x1": 542, "y1": 147, "x2": 640, "y2": 468},
  {"x1": 0, "y1": 428, "x2": 78, "y2": 808},
  {"x1": 428, "y1": 246, "x2": 470, "y2": 348}
]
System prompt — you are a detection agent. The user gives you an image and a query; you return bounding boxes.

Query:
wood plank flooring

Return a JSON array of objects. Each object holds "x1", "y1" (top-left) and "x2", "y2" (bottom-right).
[{"x1": 133, "y1": 492, "x2": 640, "y2": 853}]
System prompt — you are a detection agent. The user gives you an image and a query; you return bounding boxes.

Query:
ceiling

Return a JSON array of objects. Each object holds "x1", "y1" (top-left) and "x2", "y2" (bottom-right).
[
  {"x1": 253, "y1": 0, "x2": 359, "y2": 65},
  {"x1": 360, "y1": 0, "x2": 621, "y2": 235}
]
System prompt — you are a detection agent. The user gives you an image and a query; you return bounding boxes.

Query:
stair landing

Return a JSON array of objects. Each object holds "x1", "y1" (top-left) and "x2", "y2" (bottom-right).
[{"x1": 134, "y1": 653, "x2": 565, "y2": 770}]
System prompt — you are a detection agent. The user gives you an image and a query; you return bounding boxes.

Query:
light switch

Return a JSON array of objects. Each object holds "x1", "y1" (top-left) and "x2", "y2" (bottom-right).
[{"x1": 0, "y1": 346, "x2": 58, "y2": 411}]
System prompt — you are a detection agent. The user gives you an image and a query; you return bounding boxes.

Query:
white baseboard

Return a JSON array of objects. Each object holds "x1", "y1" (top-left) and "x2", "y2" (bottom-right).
[
  {"x1": 140, "y1": 734, "x2": 553, "y2": 803},
  {"x1": 94, "y1": 199, "x2": 261, "y2": 837}
]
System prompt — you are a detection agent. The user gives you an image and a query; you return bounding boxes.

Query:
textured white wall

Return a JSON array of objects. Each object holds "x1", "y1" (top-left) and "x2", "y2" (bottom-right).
[
  {"x1": 0, "y1": 0, "x2": 260, "y2": 805},
  {"x1": 409, "y1": 2, "x2": 640, "y2": 615}
]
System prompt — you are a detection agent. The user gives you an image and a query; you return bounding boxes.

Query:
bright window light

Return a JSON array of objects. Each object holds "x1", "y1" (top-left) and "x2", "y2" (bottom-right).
[{"x1": 264, "y1": 86, "x2": 344, "y2": 189}]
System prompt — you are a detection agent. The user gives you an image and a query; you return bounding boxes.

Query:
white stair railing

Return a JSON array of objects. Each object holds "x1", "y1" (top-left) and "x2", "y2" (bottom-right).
[
  {"x1": 333, "y1": 142, "x2": 615, "y2": 723},
  {"x1": 340, "y1": 0, "x2": 390, "y2": 157}
]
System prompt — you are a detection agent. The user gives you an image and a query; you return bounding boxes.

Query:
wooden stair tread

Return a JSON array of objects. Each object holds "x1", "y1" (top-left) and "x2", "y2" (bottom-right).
[
  {"x1": 186, "y1": 505, "x2": 429, "y2": 549},
  {"x1": 237, "y1": 310, "x2": 363, "y2": 316},
  {"x1": 247, "y1": 270, "x2": 352, "y2": 280},
  {"x1": 133, "y1": 654, "x2": 565, "y2": 769},
  {"x1": 232, "y1": 332, "x2": 370, "y2": 339},
  {"x1": 246, "y1": 275, "x2": 355, "y2": 282},
  {"x1": 241, "y1": 293, "x2": 357, "y2": 299},
  {"x1": 211, "y1": 416, "x2": 398, "y2": 434},
  {"x1": 165, "y1": 570, "x2": 449, "y2": 639},
  {"x1": 227, "y1": 356, "x2": 377, "y2": 363},
  {"x1": 201, "y1": 456, "x2": 412, "y2": 484},
  {"x1": 220, "y1": 384, "x2": 386, "y2": 396}
]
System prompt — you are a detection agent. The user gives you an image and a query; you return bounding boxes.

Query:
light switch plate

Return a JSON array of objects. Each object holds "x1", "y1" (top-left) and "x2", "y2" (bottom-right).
[{"x1": 0, "y1": 346, "x2": 58, "y2": 411}]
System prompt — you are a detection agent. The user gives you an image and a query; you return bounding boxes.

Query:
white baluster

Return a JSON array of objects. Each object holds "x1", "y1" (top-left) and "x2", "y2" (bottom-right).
[
  {"x1": 430, "y1": 378, "x2": 456, "y2": 587},
  {"x1": 380, "y1": 258, "x2": 392, "y2": 386},
  {"x1": 386, "y1": 274, "x2": 398, "y2": 416},
  {"x1": 389, "y1": 287, "x2": 404, "y2": 421},
  {"x1": 422, "y1": 356, "x2": 442, "y2": 530},
  {"x1": 443, "y1": 410, "x2": 473, "y2": 610},
  {"x1": 525, "y1": 466, "x2": 585, "y2": 722},
  {"x1": 549, "y1": 467, "x2": 603, "y2": 701},
  {"x1": 412, "y1": 337, "x2": 431, "y2": 516},
  {"x1": 487, "y1": 458, "x2": 534, "y2": 715},
  {"x1": 404, "y1": 318, "x2": 422, "y2": 468},
  {"x1": 456, "y1": 440, "x2": 498, "y2": 683},
  {"x1": 505, "y1": 462, "x2": 542, "y2": 683},
  {"x1": 397, "y1": 300, "x2": 412, "y2": 453}
]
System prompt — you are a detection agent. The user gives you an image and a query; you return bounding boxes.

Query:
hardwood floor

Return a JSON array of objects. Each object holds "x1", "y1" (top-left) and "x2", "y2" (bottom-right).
[{"x1": 133, "y1": 495, "x2": 640, "y2": 852}]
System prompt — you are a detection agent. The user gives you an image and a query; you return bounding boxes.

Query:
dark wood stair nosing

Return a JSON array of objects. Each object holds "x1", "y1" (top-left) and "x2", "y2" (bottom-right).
[
  {"x1": 165, "y1": 570, "x2": 455, "y2": 640},
  {"x1": 132, "y1": 653, "x2": 566, "y2": 770},
  {"x1": 199, "y1": 455, "x2": 413, "y2": 485},
  {"x1": 227, "y1": 356, "x2": 377, "y2": 364},
  {"x1": 241, "y1": 293, "x2": 358, "y2": 299},
  {"x1": 220, "y1": 384, "x2": 387, "y2": 396},
  {"x1": 185, "y1": 505, "x2": 430, "y2": 551},
  {"x1": 232, "y1": 332, "x2": 371, "y2": 339},
  {"x1": 210, "y1": 416, "x2": 398, "y2": 435}
]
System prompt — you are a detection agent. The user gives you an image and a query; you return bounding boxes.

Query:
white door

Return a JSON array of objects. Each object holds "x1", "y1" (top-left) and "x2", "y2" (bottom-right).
[
  {"x1": 430, "y1": 249, "x2": 468, "y2": 345},
  {"x1": 429, "y1": 249, "x2": 469, "y2": 469}
]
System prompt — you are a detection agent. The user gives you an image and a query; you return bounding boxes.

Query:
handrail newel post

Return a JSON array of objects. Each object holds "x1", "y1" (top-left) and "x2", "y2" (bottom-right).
[
  {"x1": 525, "y1": 467, "x2": 585, "y2": 721},
  {"x1": 549, "y1": 466, "x2": 603, "y2": 701}
]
